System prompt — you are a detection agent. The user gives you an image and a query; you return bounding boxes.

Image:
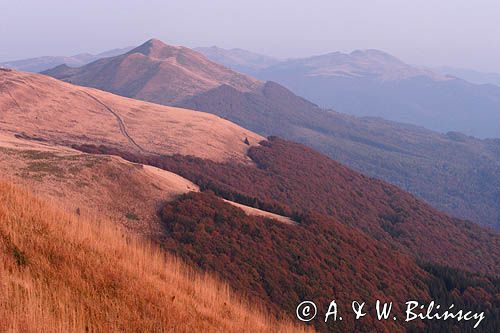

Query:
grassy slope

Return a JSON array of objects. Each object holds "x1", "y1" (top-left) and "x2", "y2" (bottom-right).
[{"x1": 0, "y1": 181, "x2": 308, "y2": 333}]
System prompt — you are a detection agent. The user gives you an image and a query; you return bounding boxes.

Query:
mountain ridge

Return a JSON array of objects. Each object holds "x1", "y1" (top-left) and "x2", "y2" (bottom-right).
[
  {"x1": 194, "y1": 46, "x2": 280, "y2": 74},
  {"x1": 42, "y1": 39, "x2": 500, "y2": 229},
  {"x1": 0, "y1": 46, "x2": 133, "y2": 73},
  {"x1": 44, "y1": 39, "x2": 261, "y2": 105},
  {"x1": 199, "y1": 46, "x2": 500, "y2": 139}
]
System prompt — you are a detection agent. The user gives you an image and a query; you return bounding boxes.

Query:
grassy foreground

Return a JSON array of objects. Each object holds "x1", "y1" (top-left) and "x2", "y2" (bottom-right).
[{"x1": 0, "y1": 181, "x2": 308, "y2": 332}]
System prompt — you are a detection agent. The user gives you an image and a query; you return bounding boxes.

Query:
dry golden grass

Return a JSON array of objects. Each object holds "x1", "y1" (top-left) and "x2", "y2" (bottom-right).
[
  {"x1": 0, "y1": 181, "x2": 310, "y2": 333},
  {"x1": 0, "y1": 133, "x2": 198, "y2": 236},
  {"x1": 0, "y1": 70, "x2": 263, "y2": 163}
]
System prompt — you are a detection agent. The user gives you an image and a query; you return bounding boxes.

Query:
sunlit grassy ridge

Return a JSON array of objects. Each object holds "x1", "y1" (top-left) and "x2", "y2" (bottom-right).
[{"x1": 0, "y1": 181, "x2": 309, "y2": 332}]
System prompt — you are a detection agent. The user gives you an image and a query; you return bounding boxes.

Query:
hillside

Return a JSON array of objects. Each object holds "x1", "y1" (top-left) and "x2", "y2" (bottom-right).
[
  {"x1": 194, "y1": 46, "x2": 280, "y2": 75},
  {"x1": 78, "y1": 138, "x2": 499, "y2": 276},
  {"x1": 42, "y1": 41, "x2": 500, "y2": 229},
  {"x1": 77, "y1": 137, "x2": 500, "y2": 332},
  {"x1": 0, "y1": 131, "x2": 197, "y2": 236},
  {"x1": 44, "y1": 39, "x2": 261, "y2": 104},
  {"x1": 160, "y1": 192, "x2": 499, "y2": 332},
  {"x1": 0, "y1": 69, "x2": 263, "y2": 163},
  {"x1": 176, "y1": 77, "x2": 500, "y2": 232},
  {"x1": 0, "y1": 181, "x2": 307, "y2": 332},
  {"x1": 0, "y1": 126, "x2": 278, "y2": 236},
  {"x1": 198, "y1": 47, "x2": 500, "y2": 139},
  {"x1": 160, "y1": 191, "x2": 431, "y2": 332},
  {"x1": 434, "y1": 66, "x2": 500, "y2": 86}
]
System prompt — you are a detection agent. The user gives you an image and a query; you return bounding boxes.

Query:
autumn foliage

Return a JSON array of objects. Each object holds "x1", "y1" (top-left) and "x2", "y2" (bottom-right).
[
  {"x1": 74, "y1": 137, "x2": 499, "y2": 332},
  {"x1": 160, "y1": 191, "x2": 431, "y2": 331},
  {"x1": 76, "y1": 137, "x2": 499, "y2": 275}
]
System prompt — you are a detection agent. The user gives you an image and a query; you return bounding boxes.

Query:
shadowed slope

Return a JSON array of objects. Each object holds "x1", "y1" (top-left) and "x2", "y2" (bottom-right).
[{"x1": 254, "y1": 49, "x2": 500, "y2": 138}]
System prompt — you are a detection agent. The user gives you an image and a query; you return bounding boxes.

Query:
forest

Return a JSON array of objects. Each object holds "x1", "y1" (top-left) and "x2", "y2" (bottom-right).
[
  {"x1": 74, "y1": 137, "x2": 499, "y2": 332},
  {"x1": 75, "y1": 137, "x2": 499, "y2": 275}
]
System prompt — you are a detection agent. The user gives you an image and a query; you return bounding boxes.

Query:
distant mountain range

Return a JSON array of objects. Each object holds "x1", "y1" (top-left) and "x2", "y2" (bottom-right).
[
  {"x1": 41, "y1": 39, "x2": 500, "y2": 229},
  {"x1": 197, "y1": 47, "x2": 500, "y2": 139},
  {"x1": 0, "y1": 47, "x2": 133, "y2": 72},
  {"x1": 194, "y1": 46, "x2": 280, "y2": 74},
  {"x1": 433, "y1": 66, "x2": 500, "y2": 87}
]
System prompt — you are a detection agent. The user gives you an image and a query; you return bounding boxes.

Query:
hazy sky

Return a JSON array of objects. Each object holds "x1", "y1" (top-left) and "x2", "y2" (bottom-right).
[{"x1": 1, "y1": 0, "x2": 499, "y2": 72}]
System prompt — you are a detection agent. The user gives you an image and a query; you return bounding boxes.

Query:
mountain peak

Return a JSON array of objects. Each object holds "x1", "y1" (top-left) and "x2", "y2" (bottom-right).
[
  {"x1": 45, "y1": 39, "x2": 261, "y2": 105},
  {"x1": 349, "y1": 49, "x2": 403, "y2": 63},
  {"x1": 127, "y1": 38, "x2": 182, "y2": 59},
  {"x1": 145, "y1": 38, "x2": 168, "y2": 48}
]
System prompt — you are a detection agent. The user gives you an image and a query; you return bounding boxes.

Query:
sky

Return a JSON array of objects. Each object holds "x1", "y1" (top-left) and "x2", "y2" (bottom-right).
[{"x1": 1, "y1": 0, "x2": 499, "y2": 72}]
